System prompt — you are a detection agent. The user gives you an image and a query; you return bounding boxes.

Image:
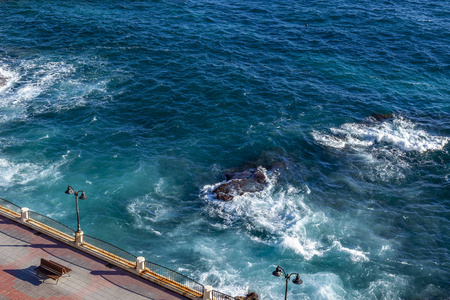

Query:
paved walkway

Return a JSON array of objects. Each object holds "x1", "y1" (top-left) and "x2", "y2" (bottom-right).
[{"x1": 0, "y1": 215, "x2": 189, "y2": 300}]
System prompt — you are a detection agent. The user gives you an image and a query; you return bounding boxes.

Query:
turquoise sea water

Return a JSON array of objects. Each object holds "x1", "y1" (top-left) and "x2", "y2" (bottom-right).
[{"x1": 1, "y1": 0, "x2": 449, "y2": 299}]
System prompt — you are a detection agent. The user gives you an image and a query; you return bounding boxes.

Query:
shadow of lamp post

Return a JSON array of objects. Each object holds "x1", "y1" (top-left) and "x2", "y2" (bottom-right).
[
  {"x1": 65, "y1": 185, "x2": 88, "y2": 245},
  {"x1": 272, "y1": 265, "x2": 303, "y2": 300}
]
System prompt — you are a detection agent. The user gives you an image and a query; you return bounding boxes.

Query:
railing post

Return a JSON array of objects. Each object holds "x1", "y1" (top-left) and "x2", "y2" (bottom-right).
[
  {"x1": 21, "y1": 207, "x2": 29, "y2": 222},
  {"x1": 136, "y1": 256, "x2": 145, "y2": 273},
  {"x1": 75, "y1": 230, "x2": 84, "y2": 245},
  {"x1": 203, "y1": 285, "x2": 213, "y2": 300}
]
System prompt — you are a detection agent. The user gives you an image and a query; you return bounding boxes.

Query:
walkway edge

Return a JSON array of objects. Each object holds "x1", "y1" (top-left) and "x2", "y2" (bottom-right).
[{"x1": 0, "y1": 205, "x2": 203, "y2": 300}]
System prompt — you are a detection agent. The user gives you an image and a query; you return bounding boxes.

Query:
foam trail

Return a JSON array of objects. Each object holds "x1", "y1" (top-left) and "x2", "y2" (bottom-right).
[
  {"x1": 281, "y1": 235, "x2": 323, "y2": 260},
  {"x1": 313, "y1": 116, "x2": 449, "y2": 153},
  {"x1": 0, "y1": 158, "x2": 62, "y2": 188},
  {"x1": 198, "y1": 266, "x2": 249, "y2": 297},
  {"x1": 127, "y1": 189, "x2": 177, "y2": 236},
  {"x1": 202, "y1": 169, "x2": 327, "y2": 260},
  {"x1": 332, "y1": 241, "x2": 369, "y2": 262},
  {"x1": 0, "y1": 60, "x2": 72, "y2": 122},
  {"x1": 0, "y1": 59, "x2": 108, "y2": 123}
]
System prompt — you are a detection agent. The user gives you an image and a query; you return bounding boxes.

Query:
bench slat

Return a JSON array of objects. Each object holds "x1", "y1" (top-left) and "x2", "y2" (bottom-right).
[
  {"x1": 49, "y1": 260, "x2": 72, "y2": 273},
  {"x1": 40, "y1": 264, "x2": 62, "y2": 276},
  {"x1": 35, "y1": 267, "x2": 60, "y2": 280}
]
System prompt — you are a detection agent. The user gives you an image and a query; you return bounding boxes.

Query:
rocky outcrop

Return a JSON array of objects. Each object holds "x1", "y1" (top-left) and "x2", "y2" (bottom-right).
[
  {"x1": 236, "y1": 292, "x2": 259, "y2": 300},
  {"x1": 370, "y1": 113, "x2": 393, "y2": 121},
  {"x1": 212, "y1": 168, "x2": 267, "y2": 201}
]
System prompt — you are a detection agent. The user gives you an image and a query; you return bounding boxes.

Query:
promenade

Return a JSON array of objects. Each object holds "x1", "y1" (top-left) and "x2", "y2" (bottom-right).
[{"x1": 0, "y1": 215, "x2": 189, "y2": 300}]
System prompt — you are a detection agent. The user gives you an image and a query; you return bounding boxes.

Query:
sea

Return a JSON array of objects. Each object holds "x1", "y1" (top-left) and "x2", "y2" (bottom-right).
[{"x1": 0, "y1": 0, "x2": 449, "y2": 299}]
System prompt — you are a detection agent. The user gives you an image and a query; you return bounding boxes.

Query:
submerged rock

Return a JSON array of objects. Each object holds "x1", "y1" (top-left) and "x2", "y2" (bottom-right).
[
  {"x1": 370, "y1": 113, "x2": 393, "y2": 121},
  {"x1": 213, "y1": 168, "x2": 267, "y2": 201},
  {"x1": 236, "y1": 292, "x2": 259, "y2": 300},
  {"x1": 0, "y1": 76, "x2": 7, "y2": 87}
]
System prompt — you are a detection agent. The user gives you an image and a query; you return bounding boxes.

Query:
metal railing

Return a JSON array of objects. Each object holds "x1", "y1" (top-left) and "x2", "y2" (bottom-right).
[
  {"x1": 83, "y1": 234, "x2": 137, "y2": 264},
  {"x1": 28, "y1": 211, "x2": 76, "y2": 237},
  {"x1": 0, "y1": 197, "x2": 21, "y2": 214},
  {"x1": 145, "y1": 261, "x2": 205, "y2": 296},
  {"x1": 213, "y1": 290, "x2": 236, "y2": 300}
]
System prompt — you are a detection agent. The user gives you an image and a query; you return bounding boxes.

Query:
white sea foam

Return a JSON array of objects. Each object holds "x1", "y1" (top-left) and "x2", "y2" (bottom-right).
[
  {"x1": 198, "y1": 265, "x2": 249, "y2": 297},
  {"x1": 281, "y1": 235, "x2": 323, "y2": 260},
  {"x1": 11, "y1": 60, "x2": 74, "y2": 104},
  {"x1": 332, "y1": 241, "x2": 369, "y2": 262},
  {"x1": 379, "y1": 245, "x2": 391, "y2": 254},
  {"x1": 313, "y1": 116, "x2": 449, "y2": 153},
  {"x1": 0, "y1": 66, "x2": 21, "y2": 122},
  {"x1": 318, "y1": 285, "x2": 345, "y2": 300},
  {"x1": 0, "y1": 158, "x2": 61, "y2": 188},
  {"x1": 313, "y1": 116, "x2": 448, "y2": 182},
  {"x1": 201, "y1": 168, "x2": 329, "y2": 260},
  {"x1": 0, "y1": 60, "x2": 73, "y2": 122},
  {"x1": 0, "y1": 66, "x2": 18, "y2": 93},
  {"x1": 363, "y1": 274, "x2": 409, "y2": 299},
  {"x1": 201, "y1": 167, "x2": 378, "y2": 265},
  {"x1": 0, "y1": 59, "x2": 109, "y2": 123},
  {"x1": 127, "y1": 194, "x2": 169, "y2": 236},
  {"x1": 301, "y1": 271, "x2": 410, "y2": 299},
  {"x1": 154, "y1": 178, "x2": 166, "y2": 196},
  {"x1": 312, "y1": 131, "x2": 347, "y2": 149}
]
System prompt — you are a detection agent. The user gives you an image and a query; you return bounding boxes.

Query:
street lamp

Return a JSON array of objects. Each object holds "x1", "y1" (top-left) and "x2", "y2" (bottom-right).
[
  {"x1": 272, "y1": 265, "x2": 303, "y2": 300},
  {"x1": 64, "y1": 185, "x2": 88, "y2": 233}
]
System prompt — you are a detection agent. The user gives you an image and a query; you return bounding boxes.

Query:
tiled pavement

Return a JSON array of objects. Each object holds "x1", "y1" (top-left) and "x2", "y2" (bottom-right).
[{"x1": 0, "y1": 215, "x2": 189, "y2": 300}]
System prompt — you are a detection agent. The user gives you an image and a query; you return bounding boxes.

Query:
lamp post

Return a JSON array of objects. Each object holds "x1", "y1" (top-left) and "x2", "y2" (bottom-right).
[
  {"x1": 272, "y1": 265, "x2": 303, "y2": 300},
  {"x1": 65, "y1": 185, "x2": 88, "y2": 238}
]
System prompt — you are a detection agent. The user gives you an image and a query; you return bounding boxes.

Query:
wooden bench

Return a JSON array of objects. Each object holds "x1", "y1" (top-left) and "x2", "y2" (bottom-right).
[{"x1": 34, "y1": 258, "x2": 72, "y2": 284}]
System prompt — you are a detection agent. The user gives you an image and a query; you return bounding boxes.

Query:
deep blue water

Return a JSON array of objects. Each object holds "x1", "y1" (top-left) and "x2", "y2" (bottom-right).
[{"x1": 1, "y1": 0, "x2": 449, "y2": 299}]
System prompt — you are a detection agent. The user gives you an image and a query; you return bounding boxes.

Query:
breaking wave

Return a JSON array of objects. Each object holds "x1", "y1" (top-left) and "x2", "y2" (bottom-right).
[
  {"x1": 312, "y1": 115, "x2": 448, "y2": 153},
  {"x1": 200, "y1": 169, "x2": 372, "y2": 262},
  {"x1": 0, "y1": 59, "x2": 108, "y2": 123},
  {"x1": 0, "y1": 158, "x2": 62, "y2": 188}
]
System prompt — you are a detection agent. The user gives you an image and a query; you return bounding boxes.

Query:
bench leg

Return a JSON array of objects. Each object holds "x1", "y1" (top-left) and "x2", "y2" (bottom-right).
[{"x1": 35, "y1": 271, "x2": 44, "y2": 283}]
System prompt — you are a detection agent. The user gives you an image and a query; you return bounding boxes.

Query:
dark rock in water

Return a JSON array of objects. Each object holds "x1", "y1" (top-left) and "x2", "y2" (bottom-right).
[
  {"x1": 0, "y1": 76, "x2": 7, "y2": 87},
  {"x1": 236, "y1": 292, "x2": 259, "y2": 300},
  {"x1": 213, "y1": 168, "x2": 267, "y2": 201},
  {"x1": 370, "y1": 113, "x2": 393, "y2": 121}
]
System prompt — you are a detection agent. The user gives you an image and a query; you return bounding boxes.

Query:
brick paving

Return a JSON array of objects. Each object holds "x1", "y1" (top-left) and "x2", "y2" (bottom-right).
[{"x1": 0, "y1": 215, "x2": 189, "y2": 300}]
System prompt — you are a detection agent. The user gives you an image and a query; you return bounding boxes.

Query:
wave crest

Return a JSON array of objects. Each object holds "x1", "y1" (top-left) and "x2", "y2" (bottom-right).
[
  {"x1": 202, "y1": 172, "x2": 368, "y2": 262},
  {"x1": 313, "y1": 116, "x2": 448, "y2": 153}
]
